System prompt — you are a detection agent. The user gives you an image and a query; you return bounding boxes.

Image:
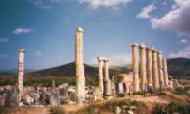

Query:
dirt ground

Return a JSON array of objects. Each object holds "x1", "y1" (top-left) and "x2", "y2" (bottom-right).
[{"x1": 7, "y1": 92, "x2": 190, "y2": 114}]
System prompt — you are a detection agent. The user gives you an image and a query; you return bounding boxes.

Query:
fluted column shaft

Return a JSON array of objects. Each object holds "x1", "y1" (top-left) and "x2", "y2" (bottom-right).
[
  {"x1": 163, "y1": 57, "x2": 169, "y2": 87},
  {"x1": 97, "y1": 58, "x2": 104, "y2": 97},
  {"x1": 147, "y1": 48, "x2": 153, "y2": 87},
  {"x1": 131, "y1": 44, "x2": 140, "y2": 92},
  {"x1": 152, "y1": 50, "x2": 160, "y2": 90},
  {"x1": 18, "y1": 48, "x2": 24, "y2": 105},
  {"x1": 75, "y1": 27, "x2": 85, "y2": 104},
  {"x1": 104, "y1": 60, "x2": 112, "y2": 96},
  {"x1": 158, "y1": 54, "x2": 164, "y2": 89},
  {"x1": 140, "y1": 45, "x2": 147, "y2": 91}
]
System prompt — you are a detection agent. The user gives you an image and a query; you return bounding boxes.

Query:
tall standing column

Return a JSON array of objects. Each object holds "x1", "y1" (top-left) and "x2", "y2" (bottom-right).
[
  {"x1": 158, "y1": 53, "x2": 164, "y2": 89},
  {"x1": 104, "y1": 59, "x2": 112, "y2": 97},
  {"x1": 75, "y1": 27, "x2": 85, "y2": 104},
  {"x1": 131, "y1": 44, "x2": 140, "y2": 92},
  {"x1": 97, "y1": 57, "x2": 104, "y2": 98},
  {"x1": 139, "y1": 45, "x2": 147, "y2": 91},
  {"x1": 18, "y1": 48, "x2": 24, "y2": 106},
  {"x1": 152, "y1": 49, "x2": 159, "y2": 90},
  {"x1": 163, "y1": 57, "x2": 169, "y2": 87},
  {"x1": 147, "y1": 48, "x2": 153, "y2": 87}
]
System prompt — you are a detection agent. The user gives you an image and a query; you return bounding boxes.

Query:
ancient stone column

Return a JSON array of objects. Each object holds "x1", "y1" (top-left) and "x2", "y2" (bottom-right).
[
  {"x1": 163, "y1": 57, "x2": 169, "y2": 87},
  {"x1": 18, "y1": 48, "x2": 24, "y2": 106},
  {"x1": 152, "y1": 49, "x2": 160, "y2": 90},
  {"x1": 104, "y1": 59, "x2": 112, "y2": 97},
  {"x1": 158, "y1": 53, "x2": 164, "y2": 89},
  {"x1": 147, "y1": 48, "x2": 153, "y2": 87},
  {"x1": 75, "y1": 27, "x2": 85, "y2": 104},
  {"x1": 139, "y1": 45, "x2": 147, "y2": 91},
  {"x1": 131, "y1": 44, "x2": 140, "y2": 92},
  {"x1": 97, "y1": 57, "x2": 104, "y2": 98}
]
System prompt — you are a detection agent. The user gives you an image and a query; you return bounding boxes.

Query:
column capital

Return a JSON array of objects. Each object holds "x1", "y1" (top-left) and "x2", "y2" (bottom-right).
[
  {"x1": 103, "y1": 58, "x2": 111, "y2": 63},
  {"x1": 139, "y1": 44, "x2": 147, "y2": 49},
  {"x1": 18, "y1": 48, "x2": 24, "y2": 53},
  {"x1": 147, "y1": 47, "x2": 154, "y2": 51},
  {"x1": 97, "y1": 57, "x2": 106, "y2": 61},
  {"x1": 97, "y1": 57, "x2": 111, "y2": 62},
  {"x1": 130, "y1": 43, "x2": 139, "y2": 47},
  {"x1": 159, "y1": 53, "x2": 163, "y2": 58},
  {"x1": 152, "y1": 48, "x2": 159, "y2": 53},
  {"x1": 76, "y1": 27, "x2": 85, "y2": 32}
]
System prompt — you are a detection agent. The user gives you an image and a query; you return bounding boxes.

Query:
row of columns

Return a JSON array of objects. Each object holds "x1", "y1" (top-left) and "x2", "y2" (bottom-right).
[
  {"x1": 16, "y1": 27, "x2": 171, "y2": 106},
  {"x1": 131, "y1": 44, "x2": 169, "y2": 92},
  {"x1": 97, "y1": 57, "x2": 112, "y2": 98}
]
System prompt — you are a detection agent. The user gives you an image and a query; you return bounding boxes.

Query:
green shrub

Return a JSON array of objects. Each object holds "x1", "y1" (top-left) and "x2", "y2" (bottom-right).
[
  {"x1": 174, "y1": 87, "x2": 186, "y2": 95},
  {"x1": 154, "y1": 104, "x2": 166, "y2": 114},
  {"x1": 0, "y1": 106, "x2": 8, "y2": 114},
  {"x1": 49, "y1": 107, "x2": 65, "y2": 114},
  {"x1": 78, "y1": 107, "x2": 98, "y2": 114},
  {"x1": 165, "y1": 102, "x2": 190, "y2": 114},
  {"x1": 154, "y1": 102, "x2": 190, "y2": 114}
]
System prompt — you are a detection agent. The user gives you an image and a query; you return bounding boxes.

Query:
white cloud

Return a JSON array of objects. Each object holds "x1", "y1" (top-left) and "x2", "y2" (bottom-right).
[
  {"x1": 180, "y1": 39, "x2": 188, "y2": 44},
  {"x1": 13, "y1": 28, "x2": 32, "y2": 35},
  {"x1": 137, "y1": 4, "x2": 156, "y2": 19},
  {"x1": 169, "y1": 45, "x2": 190, "y2": 58},
  {"x1": 137, "y1": 0, "x2": 190, "y2": 37},
  {"x1": 151, "y1": 0, "x2": 190, "y2": 35},
  {"x1": 79, "y1": 0, "x2": 132, "y2": 9}
]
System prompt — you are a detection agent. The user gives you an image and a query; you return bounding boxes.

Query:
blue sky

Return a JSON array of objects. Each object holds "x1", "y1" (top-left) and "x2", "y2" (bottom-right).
[{"x1": 0, "y1": 0, "x2": 190, "y2": 70}]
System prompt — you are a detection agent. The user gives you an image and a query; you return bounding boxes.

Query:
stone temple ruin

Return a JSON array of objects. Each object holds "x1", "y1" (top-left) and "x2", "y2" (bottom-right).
[
  {"x1": 0, "y1": 27, "x2": 177, "y2": 107},
  {"x1": 130, "y1": 44, "x2": 171, "y2": 93}
]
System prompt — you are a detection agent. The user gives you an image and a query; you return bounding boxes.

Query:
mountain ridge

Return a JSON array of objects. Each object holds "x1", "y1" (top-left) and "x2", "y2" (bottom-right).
[{"x1": 0, "y1": 58, "x2": 189, "y2": 80}]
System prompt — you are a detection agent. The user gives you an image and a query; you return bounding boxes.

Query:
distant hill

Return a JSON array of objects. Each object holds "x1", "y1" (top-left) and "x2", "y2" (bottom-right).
[
  {"x1": 167, "y1": 58, "x2": 190, "y2": 79},
  {"x1": 29, "y1": 62, "x2": 130, "y2": 77},
  {"x1": 29, "y1": 58, "x2": 190, "y2": 80},
  {"x1": 0, "y1": 58, "x2": 190, "y2": 81}
]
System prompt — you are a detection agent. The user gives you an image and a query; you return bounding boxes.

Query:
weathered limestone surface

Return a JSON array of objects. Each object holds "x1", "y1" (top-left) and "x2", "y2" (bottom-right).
[
  {"x1": 131, "y1": 44, "x2": 140, "y2": 92},
  {"x1": 158, "y1": 53, "x2": 164, "y2": 88},
  {"x1": 75, "y1": 27, "x2": 85, "y2": 104},
  {"x1": 104, "y1": 59, "x2": 112, "y2": 96},
  {"x1": 163, "y1": 57, "x2": 169, "y2": 87},
  {"x1": 97, "y1": 57, "x2": 112, "y2": 98},
  {"x1": 97, "y1": 57, "x2": 104, "y2": 97},
  {"x1": 139, "y1": 45, "x2": 147, "y2": 91},
  {"x1": 147, "y1": 48, "x2": 153, "y2": 87},
  {"x1": 152, "y1": 50, "x2": 160, "y2": 90},
  {"x1": 18, "y1": 48, "x2": 24, "y2": 105}
]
